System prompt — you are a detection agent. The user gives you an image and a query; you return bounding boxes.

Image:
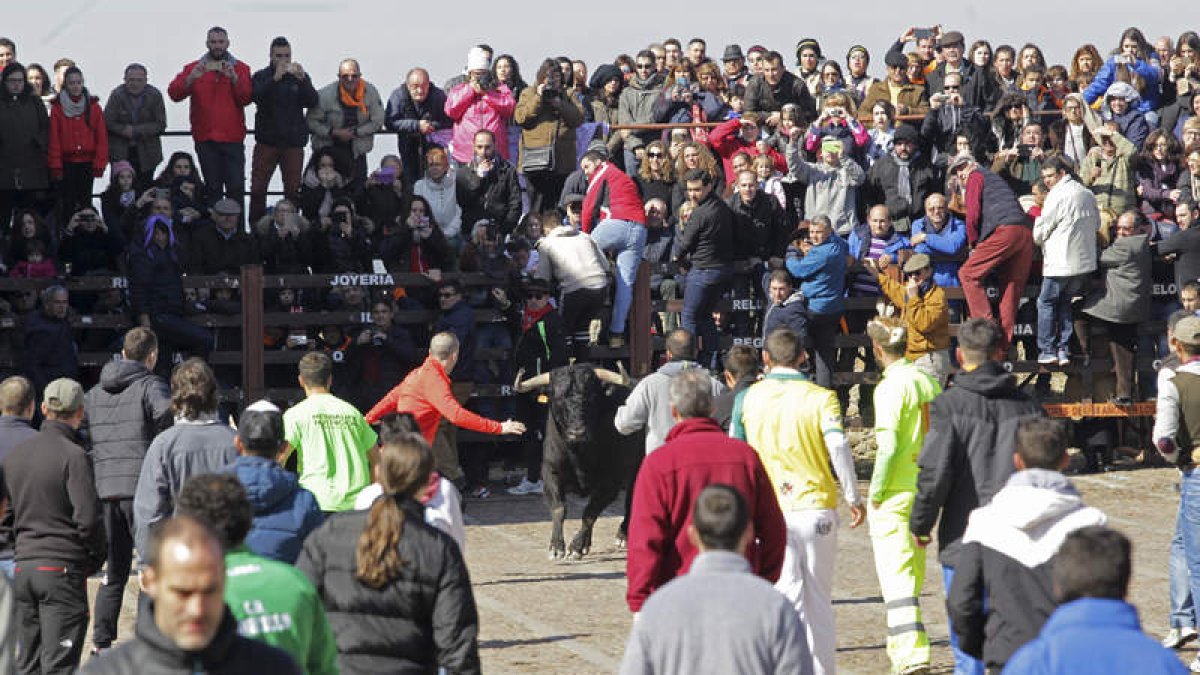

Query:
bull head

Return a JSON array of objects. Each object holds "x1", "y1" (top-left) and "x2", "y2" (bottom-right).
[{"x1": 514, "y1": 362, "x2": 628, "y2": 394}]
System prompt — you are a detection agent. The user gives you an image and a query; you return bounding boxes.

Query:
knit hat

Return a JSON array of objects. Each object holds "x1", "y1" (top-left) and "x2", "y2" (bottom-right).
[
  {"x1": 110, "y1": 160, "x2": 135, "y2": 178},
  {"x1": 893, "y1": 125, "x2": 920, "y2": 144},
  {"x1": 588, "y1": 63, "x2": 623, "y2": 91},
  {"x1": 795, "y1": 38, "x2": 822, "y2": 62},
  {"x1": 466, "y1": 47, "x2": 491, "y2": 72},
  {"x1": 885, "y1": 51, "x2": 909, "y2": 69},
  {"x1": 846, "y1": 45, "x2": 869, "y2": 62}
]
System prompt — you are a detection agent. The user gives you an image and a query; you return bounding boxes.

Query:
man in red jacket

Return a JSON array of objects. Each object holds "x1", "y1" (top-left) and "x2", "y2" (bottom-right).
[
  {"x1": 625, "y1": 369, "x2": 786, "y2": 613},
  {"x1": 168, "y1": 26, "x2": 252, "y2": 207},
  {"x1": 580, "y1": 150, "x2": 646, "y2": 347},
  {"x1": 365, "y1": 331, "x2": 524, "y2": 482}
]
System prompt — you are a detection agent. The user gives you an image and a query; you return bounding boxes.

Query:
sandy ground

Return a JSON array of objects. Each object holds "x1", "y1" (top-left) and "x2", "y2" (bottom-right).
[{"x1": 84, "y1": 461, "x2": 1185, "y2": 674}]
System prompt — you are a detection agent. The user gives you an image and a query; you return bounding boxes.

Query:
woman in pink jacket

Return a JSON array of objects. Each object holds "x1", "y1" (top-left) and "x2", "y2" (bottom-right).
[{"x1": 444, "y1": 47, "x2": 515, "y2": 165}]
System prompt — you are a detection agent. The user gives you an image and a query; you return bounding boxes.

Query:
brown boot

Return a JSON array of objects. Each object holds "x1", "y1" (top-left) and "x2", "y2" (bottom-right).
[{"x1": 1110, "y1": 340, "x2": 1134, "y2": 403}]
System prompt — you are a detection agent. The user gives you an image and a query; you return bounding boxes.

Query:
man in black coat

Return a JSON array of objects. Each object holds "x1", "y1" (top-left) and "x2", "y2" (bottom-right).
[
  {"x1": 188, "y1": 198, "x2": 260, "y2": 275},
  {"x1": 0, "y1": 376, "x2": 37, "y2": 578},
  {"x1": 728, "y1": 169, "x2": 790, "y2": 265},
  {"x1": 83, "y1": 327, "x2": 173, "y2": 653},
  {"x1": 385, "y1": 67, "x2": 451, "y2": 186},
  {"x1": 909, "y1": 318, "x2": 1044, "y2": 672},
  {"x1": 865, "y1": 124, "x2": 941, "y2": 233},
  {"x1": 249, "y1": 37, "x2": 319, "y2": 223},
  {"x1": 4, "y1": 378, "x2": 106, "y2": 674},
  {"x1": 456, "y1": 129, "x2": 522, "y2": 236},
  {"x1": 78, "y1": 515, "x2": 300, "y2": 675},
  {"x1": 675, "y1": 169, "x2": 736, "y2": 370},
  {"x1": 22, "y1": 285, "x2": 78, "y2": 394},
  {"x1": 743, "y1": 50, "x2": 815, "y2": 129}
]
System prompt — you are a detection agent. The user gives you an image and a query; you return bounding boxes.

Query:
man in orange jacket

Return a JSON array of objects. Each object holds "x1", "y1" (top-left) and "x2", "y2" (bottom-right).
[{"x1": 365, "y1": 331, "x2": 525, "y2": 483}]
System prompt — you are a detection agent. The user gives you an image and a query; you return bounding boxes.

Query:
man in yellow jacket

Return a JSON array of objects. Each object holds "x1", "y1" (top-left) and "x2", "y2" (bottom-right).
[
  {"x1": 874, "y1": 253, "x2": 952, "y2": 384},
  {"x1": 731, "y1": 327, "x2": 865, "y2": 675},
  {"x1": 866, "y1": 317, "x2": 942, "y2": 675}
]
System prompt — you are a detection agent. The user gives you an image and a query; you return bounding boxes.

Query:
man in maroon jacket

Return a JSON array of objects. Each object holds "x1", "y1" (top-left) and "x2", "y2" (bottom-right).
[
  {"x1": 625, "y1": 369, "x2": 787, "y2": 614},
  {"x1": 580, "y1": 150, "x2": 646, "y2": 347},
  {"x1": 168, "y1": 26, "x2": 253, "y2": 206}
]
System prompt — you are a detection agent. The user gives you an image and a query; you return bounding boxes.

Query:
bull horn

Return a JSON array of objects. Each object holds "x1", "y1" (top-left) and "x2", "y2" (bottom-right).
[
  {"x1": 594, "y1": 366, "x2": 629, "y2": 387},
  {"x1": 514, "y1": 371, "x2": 551, "y2": 393}
]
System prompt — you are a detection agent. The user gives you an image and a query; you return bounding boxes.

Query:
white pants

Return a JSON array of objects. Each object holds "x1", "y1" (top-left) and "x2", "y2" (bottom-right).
[{"x1": 776, "y1": 508, "x2": 839, "y2": 675}]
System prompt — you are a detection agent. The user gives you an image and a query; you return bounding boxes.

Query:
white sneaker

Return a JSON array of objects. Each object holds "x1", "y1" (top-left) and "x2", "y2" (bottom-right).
[
  {"x1": 1189, "y1": 654, "x2": 1200, "y2": 673},
  {"x1": 1165, "y1": 626, "x2": 1199, "y2": 649},
  {"x1": 507, "y1": 479, "x2": 544, "y2": 496}
]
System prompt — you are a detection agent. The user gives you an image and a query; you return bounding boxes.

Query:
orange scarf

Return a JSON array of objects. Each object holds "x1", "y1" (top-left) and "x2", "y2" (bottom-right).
[{"x1": 339, "y1": 78, "x2": 368, "y2": 114}]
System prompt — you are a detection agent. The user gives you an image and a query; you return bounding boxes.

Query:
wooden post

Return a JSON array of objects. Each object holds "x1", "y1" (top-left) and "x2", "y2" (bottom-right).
[
  {"x1": 240, "y1": 264, "x2": 265, "y2": 404},
  {"x1": 630, "y1": 262, "x2": 652, "y2": 377}
]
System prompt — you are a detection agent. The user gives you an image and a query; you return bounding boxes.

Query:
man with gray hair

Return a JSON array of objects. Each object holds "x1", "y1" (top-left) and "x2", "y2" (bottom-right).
[
  {"x1": 616, "y1": 329, "x2": 725, "y2": 455},
  {"x1": 23, "y1": 285, "x2": 78, "y2": 394},
  {"x1": 625, "y1": 369, "x2": 785, "y2": 614}
]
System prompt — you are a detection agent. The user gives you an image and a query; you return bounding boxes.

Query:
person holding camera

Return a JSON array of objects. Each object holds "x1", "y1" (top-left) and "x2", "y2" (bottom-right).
[
  {"x1": 445, "y1": 47, "x2": 515, "y2": 166},
  {"x1": 249, "y1": 36, "x2": 318, "y2": 224},
  {"x1": 58, "y1": 205, "x2": 123, "y2": 276},
  {"x1": 357, "y1": 155, "x2": 409, "y2": 235},
  {"x1": 347, "y1": 299, "x2": 418, "y2": 415},
  {"x1": 298, "y1": 147, "x2": 352, "y2": 223},
  {"x1": 322, "y1": 197, "x2": 370, "y2": 273},
  {"x1": 254, "y1": 199, "x2": 316, "y2": 274},
  {"x1": 991, "y1": 122, "x2": 1048, "y2": 197},
  {"x1": 514, "y1": 58, "x2": 585, "y2": 219},
  {"x1": 386, "y1": 67, "x2": 452, "y2": 186},
  {"x1": 1083, "y1": 28, "x2": 1162, "y2": 120},
  {"x1": 167, "y1": 27, "x2": 253, "y2": 204},
  {"x1": 921, "y1": 71, "x2": 989, "y2": 162}
]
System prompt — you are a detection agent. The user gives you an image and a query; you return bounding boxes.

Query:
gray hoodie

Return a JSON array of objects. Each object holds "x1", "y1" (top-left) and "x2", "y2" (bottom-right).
[
  {"x1": 615, "y1": 360, "x2": 726, "y2": 454},
  {"x1": 535, "y1": 224, "x2": 611, "y2": 294}
]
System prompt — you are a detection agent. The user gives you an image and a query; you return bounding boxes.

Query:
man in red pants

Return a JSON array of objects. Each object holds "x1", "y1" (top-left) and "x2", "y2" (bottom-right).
[{"x1": 950, "y1": 153, "x2": 1034, "y2": 347}]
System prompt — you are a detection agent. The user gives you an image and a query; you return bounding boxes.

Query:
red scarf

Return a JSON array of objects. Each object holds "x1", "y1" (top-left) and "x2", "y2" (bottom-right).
[{"x1": 522, "y1": 303, "x2": 554, "y2": 332}]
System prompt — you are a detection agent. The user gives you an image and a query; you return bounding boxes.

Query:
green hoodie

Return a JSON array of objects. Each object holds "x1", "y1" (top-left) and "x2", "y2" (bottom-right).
[
  {"x1": 869, "y1": 358, "x2": 942, "y2": 503},
  {"x1": 225, "y1": 546, "x2": 338, "y2": 675}
]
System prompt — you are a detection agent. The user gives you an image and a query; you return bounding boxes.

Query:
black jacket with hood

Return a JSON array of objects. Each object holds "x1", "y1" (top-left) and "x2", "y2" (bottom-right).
[
  {"x1": 79, "y1": 602, "x2": 300, "y2": 675},
  {"x1": 948, "y1": 469, "x2": 1107, "y2": 669},
  {"x1": 83, "y1": 358, "x2": 173, "y2": 499},
  {"x1": 909, "y1": 360, "x2": 1044, "y2": 566}
]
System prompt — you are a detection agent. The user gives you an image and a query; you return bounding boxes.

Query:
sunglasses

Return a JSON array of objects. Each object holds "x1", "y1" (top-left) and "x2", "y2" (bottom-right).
[
  {"x1": 636, "y1": 65, "x2": 654, "y2": 71},
  {"x1": 527, "y1": 292, "x2": 548, "y2": 300},
  {"x1": 943, "y1": 86, "x2": 960, "y2": 91},
  {"x1": 647, "y1": 151, "x2": 664, "y2": 158},
  {"x1": 438, "y1": 291, "x2": 458, "y2": 299}
]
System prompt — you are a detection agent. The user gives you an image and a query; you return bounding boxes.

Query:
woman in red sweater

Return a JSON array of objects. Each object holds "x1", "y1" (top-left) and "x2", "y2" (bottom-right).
[{"x1": 48, "y1": 66, "x2": 108, "y2": 222}]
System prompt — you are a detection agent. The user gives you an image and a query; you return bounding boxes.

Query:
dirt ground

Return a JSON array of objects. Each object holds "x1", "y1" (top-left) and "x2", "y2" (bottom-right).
[{"x1": 86, "y1": 460, "x2": 1186, "y2": 674}]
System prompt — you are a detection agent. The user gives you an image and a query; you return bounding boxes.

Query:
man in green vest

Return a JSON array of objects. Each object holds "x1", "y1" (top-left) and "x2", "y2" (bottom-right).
[{"x1": 866, "y1": 316, "x2": 942, "y2": 675}]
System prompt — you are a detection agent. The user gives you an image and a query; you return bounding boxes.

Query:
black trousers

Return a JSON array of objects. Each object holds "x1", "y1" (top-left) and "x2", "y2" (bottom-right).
[
  {"x1": 808, "y1": 312, "x2": 842, "y2": 390},
  {"x1": 15, "y1": 564, "x2": 88, "y2": 674},
  {"x1": 57, "y1": 163, "x2": 94, "y2": 223},
  {"x1": 92, "y1": 498, "x2": 135, "y2": 648}
]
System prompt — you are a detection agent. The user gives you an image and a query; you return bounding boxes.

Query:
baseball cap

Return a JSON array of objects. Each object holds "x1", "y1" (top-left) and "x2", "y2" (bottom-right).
[
  {"x1": 903, "y1": 253, "x2": 932, "y2": 273},
  {"x1": 238, "y1": 404, "x2": 285, "y2": 453},
  {"x1": 1176, "y1": 316, "x2": 1200, "y2": 346},
  {"x1": 44, "y1": 378, "x2": 84, "y2": 414}
]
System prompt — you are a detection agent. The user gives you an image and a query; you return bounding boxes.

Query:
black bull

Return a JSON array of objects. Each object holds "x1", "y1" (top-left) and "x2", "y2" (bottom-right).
[{"x1": 525, "y1": 364, "x2": 642, "y2": 560}]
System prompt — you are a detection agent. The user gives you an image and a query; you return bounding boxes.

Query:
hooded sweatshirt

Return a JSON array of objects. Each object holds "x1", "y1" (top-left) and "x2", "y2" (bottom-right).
[
  {"x1": 230, "y1": 455, "x2": 325, "y2": 564},
  {"x1": 614, "y1": 360, "x2": 726, "y2": 455},
  {"x1": 84, "y1": 358, "x2": 174, "y2": 499},
  {"x1": 947, "y1": 469, "x2": 1107, "y2": 668}
]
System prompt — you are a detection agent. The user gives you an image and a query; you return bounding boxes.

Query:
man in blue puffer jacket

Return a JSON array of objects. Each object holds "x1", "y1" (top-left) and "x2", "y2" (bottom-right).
[
  {"x1": 229, "y1": 401, "x2": 323, "y2": 564},
  {"x1": 785, "y1": 214, "x2": 848, "y2": 389}
]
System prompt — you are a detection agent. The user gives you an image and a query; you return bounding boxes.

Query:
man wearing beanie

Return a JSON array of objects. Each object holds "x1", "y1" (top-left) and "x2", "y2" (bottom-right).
[
  {"x1": 866, "y1": 123, "x2": 940, "y2": 233},
  {"x1": 445, "y1": 46, "x2": 515, "y2": 166}
]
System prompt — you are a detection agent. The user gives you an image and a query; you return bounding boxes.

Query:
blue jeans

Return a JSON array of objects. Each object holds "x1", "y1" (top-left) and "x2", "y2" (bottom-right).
[
  {"x1": 941, "y1": 565, "x2": 986, "y2": 675},
  {"x1": 682, "y1": 266, "x2": 732, "y2": 370},
  {"x1": 195, "y1": 141, "x2": 246, "y2": 205},
  {"x1": 1172, "y1": 497, "x2": 1196, "y2": 628},
  {"x1": 1035, "y1": 274, "x2": 1088, "y2": 356},
  {"x1": 590, "y1": 219, "x2": 646, "y2": 334},
  {"x1": 1179, "y1": 468, "x2": 1200, "y2": 636}
]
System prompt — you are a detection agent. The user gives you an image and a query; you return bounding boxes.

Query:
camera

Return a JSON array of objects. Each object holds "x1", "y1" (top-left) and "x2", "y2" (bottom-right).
[
  {"x1": 333, "y1": 211, "x2": 350, "y2": 225},
  {"x1": 1017, "y1": 144, "x2": 1033, "y2": 160},
  {"x1": 375, "y1": 167, "x2": 396, "y2": 185},
  {"x1": 371, "y1": 334, "x2": 385, "y2": 347},
  {"x1": 476, "y1": 71, "x2": 496, "y2": 90},
  {"x1": 542, "y1": 84, "x2": 560, "y2": 99}
]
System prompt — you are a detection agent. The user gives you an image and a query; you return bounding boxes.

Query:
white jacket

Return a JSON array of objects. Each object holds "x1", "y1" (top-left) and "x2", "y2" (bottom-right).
[
  {"x1": 535, "y1": 224, "x2": 610, "y2": 294},
  {"x1": 1033, "y1": 175, "x2": 1099, "y2": 277}
]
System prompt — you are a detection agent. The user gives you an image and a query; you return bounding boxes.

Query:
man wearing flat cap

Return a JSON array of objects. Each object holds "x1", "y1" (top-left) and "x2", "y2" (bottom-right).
[
  {"x1": 3, "y1": 378, "x2": 106, "y2": 673},
  {"x1": 871, "y1": 253, "x2": 952, "y2": 383},
  {"x1": 189, "y1": 196, "x2": 259, "y2": 274},
  {"x1": 926, "y1": 30, "x2": 979, "y2": 101},
  {"x1": 722, "y1": 45, "x2": 748, "y2": 89},
  {"x1": 860, "y1": 51, "x2": 930, "y2": 118}
]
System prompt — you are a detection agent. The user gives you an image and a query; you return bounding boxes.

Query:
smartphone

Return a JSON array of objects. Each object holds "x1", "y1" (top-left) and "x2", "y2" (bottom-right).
[
  {"x1": 154, "y1": 188, "x2": 170, "y2": 200},
  {"x1": 207, "y1": 61, "x2": 222, "y2": 71},
  {"x1": 914, "y1": 28, "x2": 934, "y2": 41}
]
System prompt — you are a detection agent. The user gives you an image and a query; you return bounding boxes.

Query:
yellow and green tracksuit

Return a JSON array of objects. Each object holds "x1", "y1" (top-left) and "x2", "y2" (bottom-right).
[{"x1": 868, "y1": 358, "x2": 941, "y2": 674}]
